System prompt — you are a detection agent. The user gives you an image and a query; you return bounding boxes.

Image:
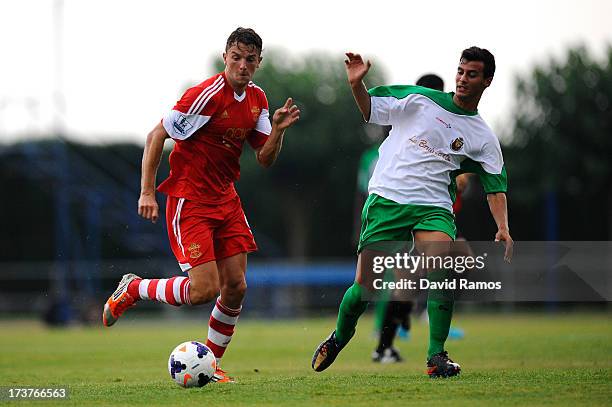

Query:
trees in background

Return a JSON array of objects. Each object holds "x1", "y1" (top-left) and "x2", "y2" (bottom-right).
[{"x1": 502, "y1": 45, "x2": 612, "y2": 239}]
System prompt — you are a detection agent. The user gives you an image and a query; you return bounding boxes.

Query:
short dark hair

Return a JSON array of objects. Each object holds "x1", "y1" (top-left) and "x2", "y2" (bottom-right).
[
  {"x1": 460, "y1": 46, "x2": 495, "y2": 79},
  {"x1": 416, "y1": 74, "x2": 444, "y2": 91},
  {"x1": 226, "y1": 27, "x2": 263, "y2": 54}
]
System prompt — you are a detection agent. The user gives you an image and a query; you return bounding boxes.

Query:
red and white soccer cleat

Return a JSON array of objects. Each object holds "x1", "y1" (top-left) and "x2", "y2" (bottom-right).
[
  {"x1": 212, "y1": 367, "x2": 235, "y2": 383},
  {"x1": 102, "y1": 273, "x2": 141, "y2": 327}
]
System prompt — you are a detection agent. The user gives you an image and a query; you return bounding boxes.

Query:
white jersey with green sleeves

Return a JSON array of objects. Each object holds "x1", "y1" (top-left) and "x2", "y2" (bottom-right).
[{"x1": 367, "y1": 85, "x2": 507, "y2": 212}]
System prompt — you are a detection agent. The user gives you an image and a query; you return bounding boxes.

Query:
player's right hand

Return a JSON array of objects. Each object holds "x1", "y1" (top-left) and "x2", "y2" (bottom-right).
[
  {"x1": 138, "y1": 193, "x2": 159, "y2": 223},
  {"x1": 272, "y1": 97, "x2": 300, "y2": 131},
  {"x1": 344, "y1": 52, "x2": 372, "y2": 87}
]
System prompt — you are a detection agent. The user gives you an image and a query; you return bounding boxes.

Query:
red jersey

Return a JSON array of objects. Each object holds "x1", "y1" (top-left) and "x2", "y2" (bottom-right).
[{"x1": 158, "y1": 72, "x2": 271, "y2": 204}]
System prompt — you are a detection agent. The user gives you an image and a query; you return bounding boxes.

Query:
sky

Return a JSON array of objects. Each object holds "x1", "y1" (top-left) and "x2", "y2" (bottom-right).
[{"x1": 1, "y1": 0, "x2": 610, "y2": 145}]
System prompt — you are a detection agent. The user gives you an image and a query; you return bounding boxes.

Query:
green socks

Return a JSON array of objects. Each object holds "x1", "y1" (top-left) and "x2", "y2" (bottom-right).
[
  {"x1": 427, "y1": 270, "x2": 455, "y2": 359},
  {"x1": 335, "y1": 282, "x2": 369, "y2": 345},
  {"x1": 427, "y1": 299, "x2": 454, "y2": 358},
  {"x1": 334, "y1": 275, "x2": 454, "y2": 358}
]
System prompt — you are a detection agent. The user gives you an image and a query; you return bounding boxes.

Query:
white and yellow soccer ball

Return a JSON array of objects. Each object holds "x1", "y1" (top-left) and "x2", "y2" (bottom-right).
[{"x1": 168, "y1": 341, "x2": 216, "y2": 388}]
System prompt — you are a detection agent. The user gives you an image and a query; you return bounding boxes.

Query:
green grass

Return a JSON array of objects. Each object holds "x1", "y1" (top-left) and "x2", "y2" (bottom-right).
[{"x1": 0, "y1": 313, "x2": 610, "y2": 406}]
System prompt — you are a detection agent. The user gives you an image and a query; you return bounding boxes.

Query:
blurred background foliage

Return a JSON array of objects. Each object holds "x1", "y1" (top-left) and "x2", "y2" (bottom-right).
[
  {"x1": 500, "y1": 45, "x2": 612, "y2": 240},
  {"x1": 1, "y1": 46, "x2": 610, "y2": 262}
]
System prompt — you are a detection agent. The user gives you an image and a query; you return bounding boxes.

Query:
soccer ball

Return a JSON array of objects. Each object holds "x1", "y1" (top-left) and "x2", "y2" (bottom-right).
[{"x1": 168, "y1": 341, "x2": 217, "y2": 388}]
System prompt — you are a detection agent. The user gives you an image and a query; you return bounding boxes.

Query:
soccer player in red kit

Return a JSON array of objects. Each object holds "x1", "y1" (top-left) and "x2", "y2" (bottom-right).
[{"x1": 102, "y1": 27, "x2": 300, "y2": 383}]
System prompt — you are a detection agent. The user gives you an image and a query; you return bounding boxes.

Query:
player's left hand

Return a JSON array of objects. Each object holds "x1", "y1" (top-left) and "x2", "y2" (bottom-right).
[
  {"x1": 495, "y1": 228, "x2": 513, "y2": 263},
  {"x1": 272, "y1": 98, "x2": 300, "y2": 130}
]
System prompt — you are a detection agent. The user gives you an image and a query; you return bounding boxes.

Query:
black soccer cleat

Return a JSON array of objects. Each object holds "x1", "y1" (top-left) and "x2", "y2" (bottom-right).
[
  {"x1": 312, "y1": 331, "x2": 346, "y2": 372},
  {"x1": 426, "y1": 351, "x2": 461, "y2": 378}
]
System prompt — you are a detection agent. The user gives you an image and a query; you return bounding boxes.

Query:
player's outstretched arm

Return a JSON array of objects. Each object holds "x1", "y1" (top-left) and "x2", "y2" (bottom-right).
[
  {"x1": 138, "y1": 122, "x2": 169, "y2": 223},
  {"x1": 256, "y1": 98, "x2": 300, "y2": 168},
  {"x1": 345, "y1": 52, "x2": 372, "y2": 121},
  {"x1": 487, "y1": 192, "x2": 513, "y2": 262}
]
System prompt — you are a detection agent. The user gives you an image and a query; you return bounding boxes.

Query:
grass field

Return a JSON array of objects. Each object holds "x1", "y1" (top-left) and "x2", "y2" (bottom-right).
[{"x1": 0, "y1": 313, "x2": 610, "y2": 406}]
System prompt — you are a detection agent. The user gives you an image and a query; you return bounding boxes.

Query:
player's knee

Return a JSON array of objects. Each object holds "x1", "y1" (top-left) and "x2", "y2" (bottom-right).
[
  {"x1": 189, "y1": 284, "x2": 219, "y2": 305},
  {"x1": 222, "y1": 278, "x2": 247, "y2": 300}
]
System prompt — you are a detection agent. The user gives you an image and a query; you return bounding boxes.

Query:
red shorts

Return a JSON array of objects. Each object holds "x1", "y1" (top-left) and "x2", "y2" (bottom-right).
[{"x1": 165, "y1": 195, "x2": 258, "y2": 271}]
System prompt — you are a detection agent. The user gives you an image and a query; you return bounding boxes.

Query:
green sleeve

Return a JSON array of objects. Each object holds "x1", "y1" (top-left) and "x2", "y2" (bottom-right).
[{"x1": 459, "y1": 159, "x2": 508, "y2": 194}]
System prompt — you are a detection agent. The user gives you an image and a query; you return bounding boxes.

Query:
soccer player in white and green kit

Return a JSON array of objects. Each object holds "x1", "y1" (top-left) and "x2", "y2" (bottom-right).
[{"x1": 312, "y1": 47, "x2": 513, "y2": 377}]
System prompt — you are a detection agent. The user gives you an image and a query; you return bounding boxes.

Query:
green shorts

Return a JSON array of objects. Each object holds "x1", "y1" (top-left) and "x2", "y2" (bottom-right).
[{"x1": 357, "y1": 194, "x2": 456, "y2": 252}]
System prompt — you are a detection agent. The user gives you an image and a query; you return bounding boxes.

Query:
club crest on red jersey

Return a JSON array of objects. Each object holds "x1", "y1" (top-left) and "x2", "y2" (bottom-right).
[{"x1": 251, "y1": 106, "x2": 260, "y2": 121}]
